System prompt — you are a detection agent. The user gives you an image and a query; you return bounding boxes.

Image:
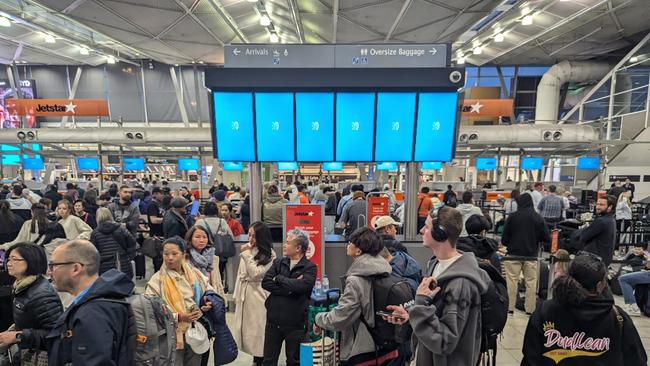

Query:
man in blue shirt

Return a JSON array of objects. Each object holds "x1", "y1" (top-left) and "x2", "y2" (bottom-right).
[{"x1": 538, "y1": 184, "x2": 565, "y2": 224}]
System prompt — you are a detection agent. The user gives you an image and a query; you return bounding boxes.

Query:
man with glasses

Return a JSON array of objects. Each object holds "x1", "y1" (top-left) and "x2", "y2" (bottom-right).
[{"x1": 46, "y1": 240, "x2": 134, "y2": 365}]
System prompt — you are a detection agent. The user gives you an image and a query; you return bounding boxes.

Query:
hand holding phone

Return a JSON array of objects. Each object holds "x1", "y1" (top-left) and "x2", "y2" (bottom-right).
[{"x1": 376, "y1": 310, "x2": 406, "y2": 319}]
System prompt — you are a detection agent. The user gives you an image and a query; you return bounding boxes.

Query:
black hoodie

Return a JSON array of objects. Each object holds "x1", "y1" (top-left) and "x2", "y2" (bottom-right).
[
  {"x1": 522, "y1": 277, "x2": 647, "y2": 365},
  {"x1": 502, "y1": 193, "x2": 550, "y2": 257},
  {"x1": 456, "y1": 235, "x2": 500, "y2": 269}
]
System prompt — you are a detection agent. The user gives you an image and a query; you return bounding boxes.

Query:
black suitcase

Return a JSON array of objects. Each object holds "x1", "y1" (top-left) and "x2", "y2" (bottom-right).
[{"x1": 134, "y1": 253, "x2": 146, "y2": 279}]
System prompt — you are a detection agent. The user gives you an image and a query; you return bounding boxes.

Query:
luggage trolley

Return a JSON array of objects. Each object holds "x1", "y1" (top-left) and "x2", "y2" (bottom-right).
[{"x1": 301, "y1": 288, "x2": 341, "y2": 366}]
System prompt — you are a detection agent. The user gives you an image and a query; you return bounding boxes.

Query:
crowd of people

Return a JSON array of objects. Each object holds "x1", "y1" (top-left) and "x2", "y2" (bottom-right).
[{"x1": 0, "y1": 178, "x2": 647, "y2": 366}]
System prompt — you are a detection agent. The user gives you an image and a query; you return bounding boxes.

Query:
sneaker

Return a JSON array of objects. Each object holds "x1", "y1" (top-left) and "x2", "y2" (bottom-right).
[{"x1": 627, "y1": 303, "x2": 642, "y2": 317}]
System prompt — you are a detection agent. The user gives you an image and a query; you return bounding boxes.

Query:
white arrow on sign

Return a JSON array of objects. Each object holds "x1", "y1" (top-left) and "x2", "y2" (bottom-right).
[
  {"x1": 429, "y1": 48, "x2": 437, "y2": 55},
  {"x1": 233, "y1": 48, "x2": 241, "y2": 55}
]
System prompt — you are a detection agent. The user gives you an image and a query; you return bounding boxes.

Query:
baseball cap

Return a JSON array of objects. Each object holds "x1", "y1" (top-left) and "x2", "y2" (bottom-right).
[{"x1": 371, "y1": 216, "x2": 401, "y2": 230}]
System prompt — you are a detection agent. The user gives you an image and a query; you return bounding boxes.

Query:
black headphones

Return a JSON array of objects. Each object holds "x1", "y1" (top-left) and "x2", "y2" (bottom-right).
[{"x1": 430, "y1": 217, "x2": 449, "y2": 242}]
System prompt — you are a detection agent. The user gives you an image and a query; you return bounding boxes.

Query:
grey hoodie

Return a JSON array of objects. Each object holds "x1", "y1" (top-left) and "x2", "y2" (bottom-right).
[
  {"x1": 409, "y1": 251, "x2": 489, "y2": 366},
  {"x1": 456, "y1": 203, "x2": 484, "y2": 237},
  {"x1": 314, "y1": 254, "x2": 392, "y2": 361}
]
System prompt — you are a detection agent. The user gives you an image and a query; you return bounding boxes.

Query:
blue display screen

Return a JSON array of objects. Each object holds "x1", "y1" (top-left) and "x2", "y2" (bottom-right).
[
  {"x1": 1, "y1": 155, "x2": 20, "y2": 165},
  {"x1": 374, "y1": 93, "x2": 416, "y2": 161},
  {"x1": 223, "y1": 162, "x2": 243, "y2": 171},
  {"x1": 322, "y1": 162, "x2": 343, "y2": 171},
  {"x1": 414, "y1": 92, "x2": 459, "y2": 162},
  {"x1": 1, "y1": 145, "x2": 19, "y2": 152},
  {"x1": 255, "y1": 93, "x2": 295, "y2": 162},
  {"x1": 213, "y1": 92, "x2": 255, "y2": 161},
  {"x1": 178, "y1": 158, "x2": 199, "y2": 171},
  {"x1": 376, "y1": 162, "x2": 398, "y2": 171},
  {"x1": 277, "y1": 162, "x2": 298, "y2": 170},
  {"x1": 336, "y1": 93, "x2": 375, "y2": 162},
  {"x1": 77, "y1": 157, "x2": 99, "y2": 171},
  {"x1": 123, "y1": 157, "x2": 145, "y2": 171},
  {"x1": 521, "y1": 157, "x2": 544, "y2": 170},
  {"x1": 476, "y1": 157, "x2": 497, "y2": 170},
  {"x1": 23, "y1": 157, "x2": 44, "y2": 170},
  {"x1": 296, "y1": 93, "x2": 334, "y2": 162},
  {"x1": 422, "y1": 162, "x2": 443, "y2": 170},
  {"x1": 577, "y1": 156, "x2": 600, "y2": 170}
]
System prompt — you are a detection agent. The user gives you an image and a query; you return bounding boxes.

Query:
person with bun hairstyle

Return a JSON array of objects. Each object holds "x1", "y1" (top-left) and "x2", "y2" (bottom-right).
[{"x1": 522, "y1": 253, "x2": 646, "y2": 365}]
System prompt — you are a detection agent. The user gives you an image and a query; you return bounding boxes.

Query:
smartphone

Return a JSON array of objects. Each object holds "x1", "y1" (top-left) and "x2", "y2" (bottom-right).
[
  {"x1": 190, "y1": 200, "x2": 200, "y2": 217},
  {"x1": 376, "y1": 310, "x2": 406, "y2": 319}
]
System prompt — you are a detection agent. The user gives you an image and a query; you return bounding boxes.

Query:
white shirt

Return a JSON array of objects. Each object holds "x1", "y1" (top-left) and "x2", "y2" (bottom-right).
[
  {"x1": 530, "y1": 190, "x2": 543, "y2": 213},
  {"x1": 431, "y1": 254, "x2": 462, "y2": 279}
]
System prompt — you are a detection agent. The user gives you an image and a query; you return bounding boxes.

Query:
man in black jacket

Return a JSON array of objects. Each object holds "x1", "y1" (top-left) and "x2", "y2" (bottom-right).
[
  {"x1": 107, "y1": 185, "x2": 140, "y2": 236},
  {"x1": 43, "y1": 184, "x2": 61, "y2": 210},
  {"x1": 581, "y1": 195, "x2": 617, "y2": 267},
  {"x1": 46, "y1": 240, "x2": 134, "y2": 366},
  {"x1": 162, "y1": 197, "x2": 191, "y2": 239},
  {"x1": 522, "y1": 254, "x2": 646, "y2": 366},
  {"x1": 262, "y1": 228, "x2": 317, "y2": 366},
  {"x1": 502, "y1": 193, "x2": 550, "y2": 315}
]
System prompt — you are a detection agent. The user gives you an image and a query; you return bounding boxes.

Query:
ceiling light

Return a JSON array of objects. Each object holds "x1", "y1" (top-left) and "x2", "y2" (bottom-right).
[
  {"x1": 79, "y1": 47, "x2": 89, "y2": 55},
  {"x1": 270, "y1": 33, "x2": 279, "y2": 43},
  {"x1": 521, "y1": 15, "x2": 534, "y2": 25},
  {"x1": 457, "y1": 56, "x2": 466, "y2": 65},
  {"x1": 494, "y1": 33, "x2": 504, "y2": 43},
  {"x1": 521, "y1": 6, "x2": 531, "y2": 16},
  {"x1": 473, "y1": 46, "x2": 482, "y2": 55},
  {"x1": 198, "y1": 60, "x2": 204, "y2": 64},
  {"x1": 0, "y1": 16, "x2": 10, "y2": 27},
  {"x1": 44, "y1": 34, "x2": 56, "y2": 43},
  {"x1": 106, "y1": 56, "x2": 116, "y2": 64},
  {"x1": 629, "y1": 56, "x2": 639, "y2": 63},
  {"x1": 246, "y1": 0, "x2": 258, "y2": 2},
  {"x1": 260, "y1": 14, "x2": 271, "y2": 26}
]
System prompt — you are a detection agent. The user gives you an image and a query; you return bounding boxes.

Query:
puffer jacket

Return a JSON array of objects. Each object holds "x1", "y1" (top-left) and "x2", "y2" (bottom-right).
[
  {"x1": 12, "y1": 276, "x2": 63, "y2": 351},
  {"x1": 90, "y1": 221, "x2": 137, "y2": 278},
  {"x1": 314, "y1": 254, "x2": 392, "y2": 361},
  {"x1": 263, "y1": 194, "x2": 287, "y2": 227}
]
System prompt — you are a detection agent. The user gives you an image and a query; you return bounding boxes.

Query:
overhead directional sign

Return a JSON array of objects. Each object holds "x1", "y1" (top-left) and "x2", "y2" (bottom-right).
[{"x1": 224, "y1": 44, "x2": 448, "y2": 68}]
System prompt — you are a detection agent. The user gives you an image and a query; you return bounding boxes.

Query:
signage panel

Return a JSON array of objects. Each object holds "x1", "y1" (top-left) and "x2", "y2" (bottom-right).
[
  {"x1": 213, "y1": 92, "x2": 256, "y2": 161},
  {"x1": 335, "y1": 93, "x2": 375, "y2": 162},
  {"x1": 335, "y1": 44, "x2": 448, "y2": 68},
  {"x1": 374, "y1": 92, "x2": 416, "y2": 161},
  {"x1": 255, "y1": 93, "x2": 295, "y2": 162},
  {"x1": 296, "y1": 93, "x2": 334, "y2": 161},
  {"x1": 413, "y1": 92, "x2": 458, "y2": 162},
  {"x1": 6, "y1": 99, "x2": 108, "y2": 116},
  {"x1": 283, "y1": 204, "x2": 325, "y2": 277},
  {"x1": 367, "y1": 196, "x2": 390, "y2": 229}
]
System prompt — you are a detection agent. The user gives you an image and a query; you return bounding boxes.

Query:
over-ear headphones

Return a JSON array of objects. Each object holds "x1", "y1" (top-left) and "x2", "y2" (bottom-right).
[{"x1": 430, "y1": 217, "x2": 449, "y2": 242}]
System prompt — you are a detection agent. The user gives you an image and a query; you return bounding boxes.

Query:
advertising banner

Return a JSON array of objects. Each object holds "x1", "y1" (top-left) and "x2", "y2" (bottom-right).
[
  {"x1": 367, "y1": 196, "x2": 389, "y2": 228},
  {"x1": 6, "y1": 98, "x2": 109, "y2": 116},
  {"x1": 283, "y1": 204, "x2": 325, "y2": 278},
  {"x1": 461, "y1": 99, "x2": 513, "y2": 117}
]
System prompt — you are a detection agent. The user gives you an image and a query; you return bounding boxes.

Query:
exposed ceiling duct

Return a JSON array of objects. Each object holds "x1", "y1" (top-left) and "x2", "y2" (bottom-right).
[
  {"x1": 457, "y1": 124, "x2": 600, "y2": 147},
  {"x1": 535, "y1": 60, "x2": 611, "y2": 124}
]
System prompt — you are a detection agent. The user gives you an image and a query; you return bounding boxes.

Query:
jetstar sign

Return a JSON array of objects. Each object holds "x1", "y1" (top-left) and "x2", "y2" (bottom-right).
[{"x1": 5, "y1": 99, "x2": 109, "y2": 117}]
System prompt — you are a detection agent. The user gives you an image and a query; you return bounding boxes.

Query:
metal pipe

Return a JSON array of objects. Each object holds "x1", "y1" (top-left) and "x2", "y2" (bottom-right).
[{"x1": 404, "y1": 162, "x2": 419, "y2": 241}]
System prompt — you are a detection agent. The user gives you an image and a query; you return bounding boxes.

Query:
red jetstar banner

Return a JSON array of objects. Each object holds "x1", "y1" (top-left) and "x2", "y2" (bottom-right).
[
  {"x1": 283, "y1": 204, "x2": 325, "y2": 278},
  {"x1": 461, "y1": 99, "x2": 513, "y2": 117},
  {"x1": 5, "y1": 99, "x2": 110, "y2": 116}
]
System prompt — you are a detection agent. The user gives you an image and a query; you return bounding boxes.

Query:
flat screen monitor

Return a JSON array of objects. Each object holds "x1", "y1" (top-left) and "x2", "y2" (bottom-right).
[
  {"x1": 374, "y1": 92, "x2": 416, "y2": 161},
  {"x1": 1, "y1": 144, "x2": 19, "y2": 152},
  {"x1": 178, "y1": 158, "x2": 199, "y2": 171},
  {"x1": 414, "y1": 92, "x2": 459, "y2": 162},
  {"x1": 123, "y1": 157, "x2": 145, "y2": 171},
  {"x1": 336, "y1": 93, "x2": 375, "y2": 162},
  {"x1": 1, "y1": 155, "x2": 20, "y2": 165},
  {"x1": 296, "y1": 92, "x2": 334, "y2": 161},
  {"x1": 255, "y1": 92, "x2": 295, "y2": 162},
  {"x1": 213, "y1": 92, "x2": 255, "y2": 161},
  {"x1": 77, "y1": 157, "x2": 99, "y2": 171},
  {"x1": 521, "y1": 157, "x2": 544, "y2": 170},
  {"x1": 422, "y1": 162, "x2": 443, "y2": 170},
  {"x1": 277, "y1": 162, "x2": 298, "y2": 171},
  {"x1": 476, "y1": 157, "x2": 497, "y2": 170},
  {"x1": 577, "y1": 156, "x2": 600, "y2": 170},
  {"x1": 322, "y1": 162, "x2": 343, "y2": 171},
  {"x1": 223, "y1": 162, "x2": 244, "y2": 171},
  {"x1": 23, "y1": 157, "x2": 44, "y2": 170},
  {"x1": 190, "y1": 200, "x2": 200, "y2": 217},
  {"x1": 376, "y1": 162, "x2": 398, "y2": 171},
  {"x1": 0, "y1": 79, "x2": 37, "y2": 129}
]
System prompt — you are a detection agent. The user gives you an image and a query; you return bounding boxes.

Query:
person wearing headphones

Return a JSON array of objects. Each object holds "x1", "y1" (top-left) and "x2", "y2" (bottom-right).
[{"x1": 385, "y1": 206, "x2": 490, "y2": 366}]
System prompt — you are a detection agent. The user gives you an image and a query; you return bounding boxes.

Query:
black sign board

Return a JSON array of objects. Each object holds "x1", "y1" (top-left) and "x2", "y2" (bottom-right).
[{"x1": 609, "y1": 175, "x2": 640, "y2": 182}]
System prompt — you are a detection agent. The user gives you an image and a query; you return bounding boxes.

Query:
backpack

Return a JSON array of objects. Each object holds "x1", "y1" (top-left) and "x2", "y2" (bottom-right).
[
  {"x1": 359, "y1": 274, "x2": 414, "y2": 351},
  {"x1": 477, "y1": 261, "x2": 509, "y2": 366},
  {"x1": 97, "y1": 294, "x2": 177, "y2": 366}
]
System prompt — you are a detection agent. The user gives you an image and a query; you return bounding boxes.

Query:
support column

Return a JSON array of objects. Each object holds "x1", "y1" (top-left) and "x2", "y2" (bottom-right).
[
  {"x1": 404, "y1": 162, "x2": 419, "y2": 241},
  {"x1": 62, "y1": 66, "x2": 82, "y2": 127},
  {"x1": 250, "y1": 162, "x2": 263, "y2": 223}
]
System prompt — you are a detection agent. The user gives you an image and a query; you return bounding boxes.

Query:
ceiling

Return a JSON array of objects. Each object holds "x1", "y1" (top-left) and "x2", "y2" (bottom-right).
[{"x1": 0, "y1": 0, "x2": 647, "y2": 66}]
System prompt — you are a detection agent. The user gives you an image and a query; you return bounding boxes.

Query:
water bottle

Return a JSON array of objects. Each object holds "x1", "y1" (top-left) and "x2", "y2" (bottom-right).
[
  {"x1": 322, "y1": 275, "x2": 329, "y2": 294},
  {"x1": 314, "y1": 278, "x2": 322, "y2": 296}
]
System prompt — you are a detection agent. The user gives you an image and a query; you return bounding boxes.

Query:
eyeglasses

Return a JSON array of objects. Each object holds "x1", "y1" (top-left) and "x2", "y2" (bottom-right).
[
  {"x1": 48, "y1": 261, "x2": 84, "y2": 271},
  {"x1": 7, "y1": 257, "x2": 26, "y2": 263}
]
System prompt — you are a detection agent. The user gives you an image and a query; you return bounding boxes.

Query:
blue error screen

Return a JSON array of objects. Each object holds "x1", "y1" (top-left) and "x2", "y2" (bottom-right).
[
  {"x1": 296, "y1": 93, "x2": 334, "y2": 161},
  {"x1": 213, "y1": 92, "x2": 255, "y2": 161},
  {"x1": 374, "y1": 93, "x2": 416, "y2": 161},
  {"x1": 414, "y1": 92, "x2": 458, "y2": 162},
  {"x1": 336, "y1": 93, "x2": 375, "y2": 162},
  {"x1": 255, "y1": 93, "x2": 295, "y2": 162}
]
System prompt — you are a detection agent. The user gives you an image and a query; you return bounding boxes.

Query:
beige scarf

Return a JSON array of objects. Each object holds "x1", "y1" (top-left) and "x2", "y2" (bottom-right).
[{"x1": 12, "y1": 275, "x2": 40, "y2": 294}]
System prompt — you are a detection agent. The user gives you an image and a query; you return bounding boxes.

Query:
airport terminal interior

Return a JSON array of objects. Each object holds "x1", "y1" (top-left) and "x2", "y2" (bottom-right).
[{"x1": 1, "y1": 0, "x2": 650, "y2": 365}]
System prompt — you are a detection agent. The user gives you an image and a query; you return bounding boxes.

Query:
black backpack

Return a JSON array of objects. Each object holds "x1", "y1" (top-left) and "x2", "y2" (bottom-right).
[
  {"x1": 477, "y1": 261, "x2": 509, "y2": 366},
  {"x1": 359, "y1": 273, "x2": 414, "y2": 350}
]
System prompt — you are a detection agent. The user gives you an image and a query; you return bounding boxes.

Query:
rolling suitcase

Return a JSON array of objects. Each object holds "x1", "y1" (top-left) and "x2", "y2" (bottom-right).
[{"x1": 134, "y1": 253, "x2": 146, "y2": 279}]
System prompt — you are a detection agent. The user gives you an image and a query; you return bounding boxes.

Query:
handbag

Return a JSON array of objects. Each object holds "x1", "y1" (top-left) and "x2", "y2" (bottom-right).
[
  {"x1": 200, "y1": 219, "x2": 236, "y2": 259},
  {"x1": 185, "y1": 321, "x2": 210, "y2": 354},
  {"x1": 140, "y1": 236, "x2": 164, "y2": 258}
]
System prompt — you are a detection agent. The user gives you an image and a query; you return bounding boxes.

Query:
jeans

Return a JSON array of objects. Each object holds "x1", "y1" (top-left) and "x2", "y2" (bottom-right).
[
  {"x1": 618, "y1": 271, "x2": 650, "y2": 304},
  {"x1": 262, "y1": 323, "x2": 305, "y2": 366}
]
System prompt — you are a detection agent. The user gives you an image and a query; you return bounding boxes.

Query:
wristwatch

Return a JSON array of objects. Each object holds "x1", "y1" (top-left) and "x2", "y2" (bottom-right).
[{"x1": 15, "y1": 332, "x2": 23, "y2": 342}]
